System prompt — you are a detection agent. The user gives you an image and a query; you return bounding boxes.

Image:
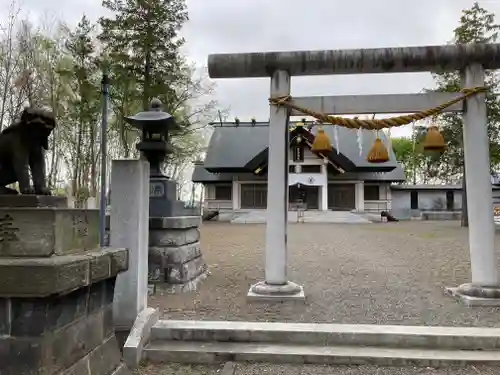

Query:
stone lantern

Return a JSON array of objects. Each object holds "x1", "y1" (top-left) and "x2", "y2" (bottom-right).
[{"x1": 124, "y1": 98, "x2": 180, "y2": 217}]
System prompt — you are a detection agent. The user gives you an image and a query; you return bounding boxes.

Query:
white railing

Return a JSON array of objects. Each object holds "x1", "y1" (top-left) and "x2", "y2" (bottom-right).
[
  {"x1": 204, "y1": 200, "x2": 233, "y2": 211},
  {"x1": 364, "y1": 200, "x2": 390, "y2": 212}
]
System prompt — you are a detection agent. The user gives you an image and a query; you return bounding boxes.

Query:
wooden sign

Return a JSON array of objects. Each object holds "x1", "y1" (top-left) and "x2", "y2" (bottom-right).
[{"x1": 292, "y1": 146, "x2": 304, "y2": 162}]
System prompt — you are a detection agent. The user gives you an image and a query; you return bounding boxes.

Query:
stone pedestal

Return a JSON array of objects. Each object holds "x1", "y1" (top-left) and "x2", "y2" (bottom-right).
[
  {"x1": 148, "y1": 216, "x2": 207, "y2": 294},
  {"x1": 149, "y1": 178, "x2": 195, "y2": 217},
  {"x1": 0, "y1": 196, "x2": 130, "y2": 375},
  {"x1": 149, "y1": 178, "x2": 177, "y2": 217},
  {"x1": 0, "y1": 195, "x2": 67, "y2": 208}
]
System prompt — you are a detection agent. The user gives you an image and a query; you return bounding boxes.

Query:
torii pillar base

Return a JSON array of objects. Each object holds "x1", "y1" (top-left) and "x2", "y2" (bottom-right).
[
  {"x1": 445, "y1": 284, "x2": 500, "y2": 307},
  {"x1": 247, "y1": 281, "x2": 305, "y2": 303}
]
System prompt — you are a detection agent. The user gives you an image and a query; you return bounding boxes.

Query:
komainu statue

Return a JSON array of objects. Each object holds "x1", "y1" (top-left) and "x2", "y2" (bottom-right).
[{"x1": 0, "y1": 107, "x2": 55, "y2": 195}]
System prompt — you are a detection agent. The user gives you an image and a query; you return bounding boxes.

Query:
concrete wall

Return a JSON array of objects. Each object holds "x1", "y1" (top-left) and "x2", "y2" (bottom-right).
[{"x1": 391, "y1": 188, "x2": 500, "y2": 219}]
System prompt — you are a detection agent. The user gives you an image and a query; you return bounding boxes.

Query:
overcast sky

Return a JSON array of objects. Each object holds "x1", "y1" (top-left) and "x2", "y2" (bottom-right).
[{"x1": 3, "y1": 0, "x2": 500, "y2": 138}]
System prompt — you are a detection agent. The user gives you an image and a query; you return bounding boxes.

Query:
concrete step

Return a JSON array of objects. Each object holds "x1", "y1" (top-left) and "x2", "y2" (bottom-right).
[
  {"x1": 151, "y1": 320, "x2": 500, "y2": 350},
  {"x1": 143, "y1": 341, "x2": 500, "y2": 367}
]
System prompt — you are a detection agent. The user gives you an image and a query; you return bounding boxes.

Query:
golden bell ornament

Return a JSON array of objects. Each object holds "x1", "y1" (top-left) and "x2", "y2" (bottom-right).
[
  {"x1": 311, "y1": 127, "x2": 332, "y2": 153},
  {"x1": 367, "y1": 138, "x2": 390, "y2": 163},
  {"x1": 422, "y1": 126, "x2": 445, "y2": 152}
]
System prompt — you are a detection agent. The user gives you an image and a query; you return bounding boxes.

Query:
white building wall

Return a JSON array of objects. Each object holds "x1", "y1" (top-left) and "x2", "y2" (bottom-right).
[{"x1": 391, "y1": 189, "x2": 458, "y2": 213}]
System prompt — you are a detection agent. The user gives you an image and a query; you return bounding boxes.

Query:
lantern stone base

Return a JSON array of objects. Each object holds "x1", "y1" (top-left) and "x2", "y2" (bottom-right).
[
  {"x1": 148, "y1": 216, "x2": 207, "y2": 294},
  {"x1": 149, "y1": 178, "x2": 196, "y2": 217},
  {"x1": 105, "y1": 212, "x2": 207, "y2": 295},
  {"x1": 149, "y1": 178, "x2": 178, "y2": 217}
]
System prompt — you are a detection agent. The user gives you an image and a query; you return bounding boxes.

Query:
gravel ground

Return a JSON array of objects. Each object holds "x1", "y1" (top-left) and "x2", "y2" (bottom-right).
[
  {"x1": 149, "y1": 221, "x2": 500, "y2": 326},
  {"x1": 131, "y1": 362, "x2": 499, "y2": 375},
  {"x1": 133, "y1": 363, "x2": 222, "y2": 375},
  {"x1": 234, "y1": 363, "x2": 499, "y2": 375}
]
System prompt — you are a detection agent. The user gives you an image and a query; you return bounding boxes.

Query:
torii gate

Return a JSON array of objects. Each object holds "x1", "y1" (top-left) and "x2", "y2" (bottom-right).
[{"x1": 208, "y1": 44, "x2": 500, "y2": 305}]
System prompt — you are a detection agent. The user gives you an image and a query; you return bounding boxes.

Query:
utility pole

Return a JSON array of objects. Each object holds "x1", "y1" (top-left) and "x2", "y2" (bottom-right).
[{"x1": 99, "y1": 67, "x2": 110, "y2": 246}]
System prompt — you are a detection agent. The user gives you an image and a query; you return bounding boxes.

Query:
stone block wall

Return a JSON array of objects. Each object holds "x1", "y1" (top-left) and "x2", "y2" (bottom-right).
[
  {"x1": 0, "y1": 249, "x2": 130, "y2": 375},
  {"x1": 148, "y1": 216, "x2": 207, "y2": 294},
  {"x1": 0, "y1": 198, "x2": 130, "y2": 375}
]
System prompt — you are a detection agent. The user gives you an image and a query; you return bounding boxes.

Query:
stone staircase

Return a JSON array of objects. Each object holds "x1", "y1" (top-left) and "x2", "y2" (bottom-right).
[{"x1": 140, "y1": 320, "x2": 500, "y2": 367}]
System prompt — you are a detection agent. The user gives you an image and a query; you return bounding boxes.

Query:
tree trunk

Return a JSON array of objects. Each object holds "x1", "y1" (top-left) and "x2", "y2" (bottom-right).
[
  {"x1": 143, "y1": 48, "x2": 151, "y2": 110},
  {"x1": 461, "y1": 163, "x2": 469, "y2": 227}
]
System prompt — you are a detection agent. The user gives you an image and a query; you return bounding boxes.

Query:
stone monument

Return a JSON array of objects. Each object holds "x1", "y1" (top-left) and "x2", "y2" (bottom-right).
[
  {"x1": 0, "y1": 194, "x2": 130, "y2": 375},
  {"x1": 122, "y1": 99, "x2": 207, "y2": 294},
  {"x1": 0, "y1": 108, "x2": 130, "y2": 374}
]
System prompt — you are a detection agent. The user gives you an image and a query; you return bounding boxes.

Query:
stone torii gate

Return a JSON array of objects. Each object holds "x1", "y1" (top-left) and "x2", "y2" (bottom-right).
[{"x1": 208, "y1": 44, "x2": 500, "y2": 305}]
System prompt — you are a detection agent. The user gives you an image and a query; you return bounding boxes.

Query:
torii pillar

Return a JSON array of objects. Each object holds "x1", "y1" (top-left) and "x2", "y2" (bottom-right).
[
  {"x1": 247, "y1": 69, "x2": 305, "y2": 301},
  {"x1": 445, "y1": 63, "x2": 500, "y2": 306},
  {"x1": 207, "y1": 43, "x2": 500, "y2": 306}
]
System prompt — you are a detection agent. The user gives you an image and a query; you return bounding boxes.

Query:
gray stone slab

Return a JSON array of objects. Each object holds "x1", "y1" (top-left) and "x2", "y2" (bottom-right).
[
  {"x1": 157, "y1": 271, "x2": 208, "y2": 294},
  {"x1": 167, "y1": 256, "x2": 207, "y2": 284},
  {"x1": 247, "y1": 286, "x2": 306, "y2": 303},
  {"x1": 0, "y1": 194, "x2": 67, "y2": 208},
  {"x1": 149, "y1": 227, "x2": 200, "y2": 247},
  {"x1": 150, "y1": 242, "x2": 202, "y2": 265},
  {"x1": 144, "y1": 341, "x2": 500, "y2": 366},
  {"x1": 0, "y1": 208, "x2": 99, "y2": 257},
  {"x1": 123, "y1": 307, "x2": 160, "y2": 368},
  {"x1": 151, "y1": 320, "x2": 500, "y2": 350},
  {"x1": 148, "y1": 242, "x2": 203, "y2": 284},
  {"x1": 60, "y1": 335, "x2": 124, "y2": 375},
  {"x1": 149, "y1": 178, "x2": 178, "y2": 217},
  {"x1": 150, "y1": 216, "x2": 201, "y2": 229},
  {"x1": 0, "y1": 248, "x2": 128, "y2": 297}
]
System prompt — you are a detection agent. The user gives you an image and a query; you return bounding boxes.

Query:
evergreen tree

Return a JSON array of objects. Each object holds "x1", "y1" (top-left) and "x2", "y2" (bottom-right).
[
  {"x1": 431, "y1": 2, "x2": 500, "y2": 226},
  {"x1": 98, "y1": 0, "x2": 188, "y2": 110}
]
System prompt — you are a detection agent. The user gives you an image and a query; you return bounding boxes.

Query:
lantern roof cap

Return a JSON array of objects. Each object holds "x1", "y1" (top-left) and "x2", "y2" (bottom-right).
[{"x1": 124, "y1": 99, "x2": 178, "y2": 132}]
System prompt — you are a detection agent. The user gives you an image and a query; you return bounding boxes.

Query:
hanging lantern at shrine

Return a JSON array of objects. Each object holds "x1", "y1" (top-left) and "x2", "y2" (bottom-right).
[
  {"x1": 311, "y1": 127, "x2": 332, "y2": 153},
  {"x1": 293, "y1": 133, "x2": 304, "y2": 162},
  {"x1": 422, "y1": 126, "x2": 446, "y2": 152},
  {"x1": 367, "y1": 137, "x2": 390, "y2": 163}
]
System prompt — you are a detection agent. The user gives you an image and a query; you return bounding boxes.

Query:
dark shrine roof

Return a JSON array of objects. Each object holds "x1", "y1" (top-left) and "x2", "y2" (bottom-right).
[{"x1": 192, "y1": 121, "x2": 406, "y2": 183}]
